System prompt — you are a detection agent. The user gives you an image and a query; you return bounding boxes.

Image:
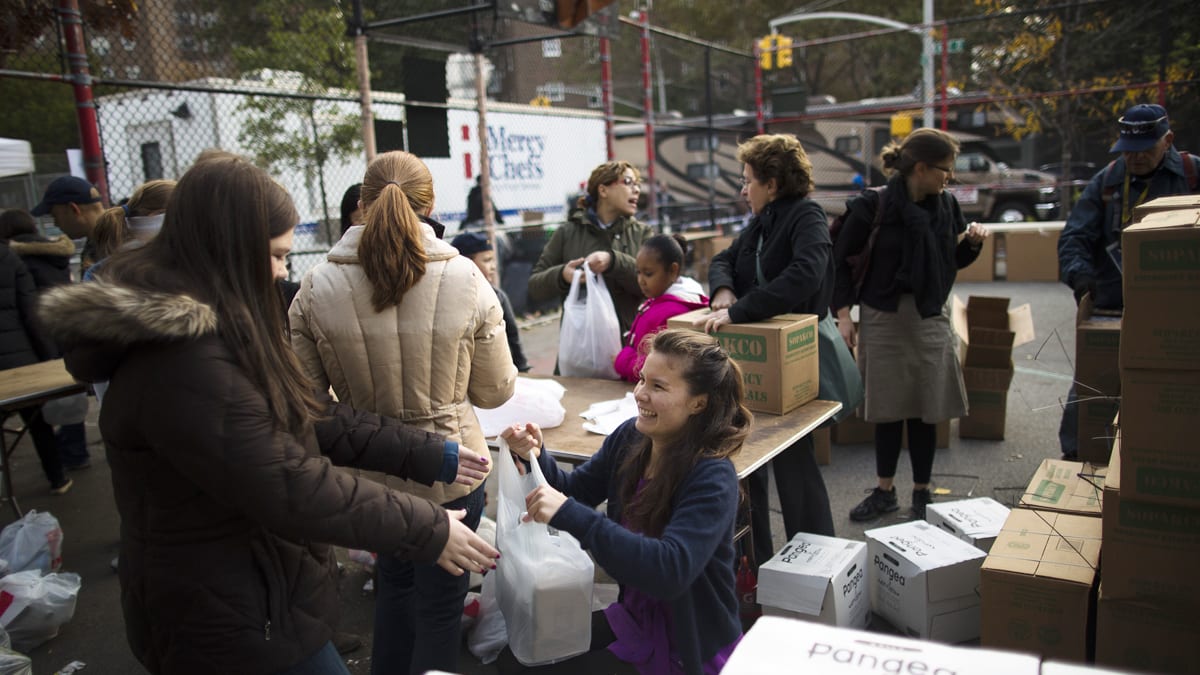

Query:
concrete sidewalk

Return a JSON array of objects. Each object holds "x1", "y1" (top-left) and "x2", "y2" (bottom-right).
[{"x1": 5, "y1": 280, "x2": 1079, "y2": 674}]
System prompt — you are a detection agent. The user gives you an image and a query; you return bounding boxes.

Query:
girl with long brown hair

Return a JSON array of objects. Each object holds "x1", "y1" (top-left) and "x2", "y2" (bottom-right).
[{"x1": 499, "y1": 329, "x2": 751, "y2": 674}]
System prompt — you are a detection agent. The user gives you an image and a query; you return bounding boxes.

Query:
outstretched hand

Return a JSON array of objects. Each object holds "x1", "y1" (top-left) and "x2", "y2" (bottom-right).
[
  {"x1": 454, "y1": 447, "x2": 490, "y2": 486},
  {"x1": 436, "y1": 509, "x2": 499, "y2": 576}
]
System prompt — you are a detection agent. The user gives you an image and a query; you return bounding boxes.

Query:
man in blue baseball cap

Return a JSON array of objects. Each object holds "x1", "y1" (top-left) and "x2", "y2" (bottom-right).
[
  {"x1": 1056, "y1": 103, "x2": 1200, "y2": 459},
  {"x1": 31, "y1": 176, "x2": 105, "y2": 273}
]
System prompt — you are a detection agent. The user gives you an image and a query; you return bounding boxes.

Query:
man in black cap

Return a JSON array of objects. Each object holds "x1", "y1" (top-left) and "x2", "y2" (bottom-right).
[
  {"x1": 1056, "y1": 103, "x2": 1200, "y2": 459},
  {"x1": 30, "y1": 176, "x2": 103, "y2": 470},
  {"x1": 31, "y1": 176, "x2": 105, "y2": 275},
  {"x1": 451, "y1": 231, "x2": 530, "y2": 372}
]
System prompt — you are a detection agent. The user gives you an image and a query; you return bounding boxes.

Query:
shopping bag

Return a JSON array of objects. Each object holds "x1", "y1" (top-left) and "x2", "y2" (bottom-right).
[
  {"x1": 817, "y1": 314, "x2": 864, "y2": 425},
  {"x1": 0, "y1": 512, "x2": 62, "y2": 575},
  {"x1": 0, "y1": 570, "x2": 81, "y2": 652},
  {"x1": 474, "y1": 377, "x2": 567, "y2": 438},
  {"x1": 558, "y1": 268, "x2": 621, "y2": 379},
  {"x1": 494, "y1": 438, "x2": 593, "y2": 666}
]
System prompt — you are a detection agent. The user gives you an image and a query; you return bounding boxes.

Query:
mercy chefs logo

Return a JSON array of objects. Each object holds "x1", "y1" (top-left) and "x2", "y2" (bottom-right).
[{"x1": 488, "y1": 126, "x2": 545, "y2": 181}]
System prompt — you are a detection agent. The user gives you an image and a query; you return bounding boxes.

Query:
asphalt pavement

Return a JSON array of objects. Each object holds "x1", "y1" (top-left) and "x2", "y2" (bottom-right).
[{"x1": 3, "y1": 279, "x2": 1081, "y2": 675}]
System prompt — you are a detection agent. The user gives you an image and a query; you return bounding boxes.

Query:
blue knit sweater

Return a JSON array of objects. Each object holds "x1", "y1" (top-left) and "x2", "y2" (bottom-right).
[{"x1": 541, "y1": 418, "x2": 742, "y2": 674}]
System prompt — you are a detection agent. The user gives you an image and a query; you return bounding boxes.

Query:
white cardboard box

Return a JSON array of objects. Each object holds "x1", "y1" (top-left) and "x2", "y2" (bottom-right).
[
  {"x1": 864, "y1": 520, "x2": 987, "y2": 643},
  {"x1": 756, "y1": 533, "x2": 869, "y2": 629},
  {"x1": 723, "y1": 616, "x2": 1041, "y2": 674},
  {"x1": 925, "y1": 497, "x2": 1011, "y2": 553}
]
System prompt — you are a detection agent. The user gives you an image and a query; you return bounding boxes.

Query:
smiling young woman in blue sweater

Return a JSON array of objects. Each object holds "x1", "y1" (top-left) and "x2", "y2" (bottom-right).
[{"x1": 499, "y1": 328, "x2": 752, "y2": 675}]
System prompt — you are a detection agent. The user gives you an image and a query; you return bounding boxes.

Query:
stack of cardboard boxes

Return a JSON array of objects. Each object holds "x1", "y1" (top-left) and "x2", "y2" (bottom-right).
[
  {"x1": 1073, "y1": 296, "x2": 1121, "y2": 462},
  {"x1": 952, "y1": 295, "x2": 1035, "y2": 440},
  {"x1": 1093, "y1": 198, "x2": 1200, "y2": 672},
  {"x1": 978, "y1": 458, "x2": 1106, "y2": 664}
]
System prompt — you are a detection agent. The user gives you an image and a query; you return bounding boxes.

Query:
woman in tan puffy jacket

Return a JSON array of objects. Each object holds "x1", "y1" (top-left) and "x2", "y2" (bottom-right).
[{"x1": 290, "y1": 150, "x2": 517, "y2": 675}]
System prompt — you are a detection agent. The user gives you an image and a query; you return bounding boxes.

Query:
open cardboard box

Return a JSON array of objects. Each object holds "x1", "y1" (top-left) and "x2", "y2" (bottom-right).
[{"x1": 951, "y1": 295, "x2": 1035, "y2": 440}]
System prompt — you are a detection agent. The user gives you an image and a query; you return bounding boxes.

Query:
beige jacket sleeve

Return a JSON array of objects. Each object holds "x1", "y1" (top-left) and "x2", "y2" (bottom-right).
[
  {"x1": 467, "y1": 270, "x2": 517, "y2": 410},
  {"x1": 288, "y1": 274, "x2": 331, "y2": 390}
]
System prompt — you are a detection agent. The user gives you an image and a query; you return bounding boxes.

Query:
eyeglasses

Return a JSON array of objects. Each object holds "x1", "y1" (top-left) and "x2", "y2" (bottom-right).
[
  {"x1": 613, "y1": 176, "x2": 642, "y2": 188},
  {"x1": 1118, "y1": 114, "x2": 1168, "y2": 133},
  {"x1": 930, "y1": 163, "x2": 954, "y2": 174}
]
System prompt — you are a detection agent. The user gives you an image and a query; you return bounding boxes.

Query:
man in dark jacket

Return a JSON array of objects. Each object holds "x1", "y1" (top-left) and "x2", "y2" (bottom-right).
[
  {"x1": 0, "y1": 242, "x2": 72, "y2": 493},
  {"x1": 1056, "y1": 104, "x2": 1200, "y2": 459}
]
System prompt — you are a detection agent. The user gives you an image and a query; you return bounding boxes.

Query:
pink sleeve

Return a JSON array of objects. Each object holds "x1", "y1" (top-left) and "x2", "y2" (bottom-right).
[{"x1": 612, "y1": 299, "x2": 691, "y2": 383}]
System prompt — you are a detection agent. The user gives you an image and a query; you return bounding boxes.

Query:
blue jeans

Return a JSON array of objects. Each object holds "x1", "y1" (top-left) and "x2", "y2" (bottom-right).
[
  {"x1": 371, "y1": 484, "x2": 486, "y2": 675},
  {"x1": 278, "y1": 641, "x2": 349, "y2": 675},
  {"x1": 56, "y1": 422, "x2": 90, "y2": 467}
]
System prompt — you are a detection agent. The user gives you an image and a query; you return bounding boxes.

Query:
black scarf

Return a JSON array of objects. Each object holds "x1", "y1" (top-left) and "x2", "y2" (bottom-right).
[{"x1": 887, "y1": 175, "x2": 957, "y2": 318}]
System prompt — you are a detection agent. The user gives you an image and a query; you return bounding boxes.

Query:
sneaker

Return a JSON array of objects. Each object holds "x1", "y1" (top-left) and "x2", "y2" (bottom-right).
[
  {"x1": 911, "y1": 488, "x2": 934, "y2": 520},
  {"x1": 333, "y1": 631, "x2": 363, "y2": 655},
  {"x1": 50, "y1": 478, "x2": 73, "y2": 495},
  {"x1": 849, "y1": 487, "x2": 899, "y2": 522}
]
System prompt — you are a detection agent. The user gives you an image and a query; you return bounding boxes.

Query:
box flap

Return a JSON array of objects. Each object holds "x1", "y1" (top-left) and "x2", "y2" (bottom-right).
[
  {"x1": 982, "y1": 509, "x2": 1100, "y2": 585},
  {"x1": 758, "y1": 534, "x2": 864, "y2": 616},
  {"x1": 952, "y1": 294, "x2": 1036, "y2": 347},
  {"x1": 1126, "y1": 208, "x2": 1200, "y2": 231},
  {"x1": 1135, "y1": 195, "x2": 1200, "y2": 221},
  {"x1": 927, "y1": 498, "x2": 1010, "y2": 539},
  {"x1": 1019, "y1": 459, "x2": 1107, "y2": 516},
  {"x1": 966, "y1": 295, "x2": 1011, "y2": 330}
]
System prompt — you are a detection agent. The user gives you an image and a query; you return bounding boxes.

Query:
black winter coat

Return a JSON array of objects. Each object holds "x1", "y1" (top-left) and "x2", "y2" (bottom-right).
[
  {"x1": 708, "y1": 195, "x2": 833, "y2": 322},
  {"x1": 9, "y1": 233, "x2": 74, "y2": 290},
  {"x1": 0, "y1": 243, "x2": 52, "y2": 370}
]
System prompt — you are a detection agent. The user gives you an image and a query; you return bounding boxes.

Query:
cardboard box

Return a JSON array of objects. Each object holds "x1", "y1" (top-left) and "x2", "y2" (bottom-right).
[
  {"x1": 925, "y1": 497, "x2": 1011, "y2": 552},
  {"x1": 1074, "y1": 296, "x2": 1122, "y2": 397},
  {"x1": 1118, "y1": 368, "x2": 1200, "y2": 508},
  {"x1": 960, "y1": 388, "x2": 1010, "y2": 440},
  {"x1": 814, "y1": 427, "x2": 831, "y2": 466},
  {"x1": 723, "y1": 616, "x2": 1042, "y2": 675},
  {"x1": 1133, "y1": 193, "x2": 1200, "y2": 221},
  {"x1": 1120, "y1": 209, "x2": 1200, "y2": 371},
  {"x1": 757, "y1": 533, "x2": 870, "y2": 629},
  {"x1": 956, "y1": 233, "x2": 996, "y2": 282},
  {"x1": 1019, "y1": 459, "x2": 1107, "y2": 517},
  {"x1": 1102, "y1": 438, "x2": 1200, "y2": 605},
  {"x1": 1095, "y1": 586, "x2": 1199, "y2": 674},
  {"x1": 1076, "y1": 396, "x2": 1120, "y2": 465},
  {"x1": 864, "y1": 521, "x2": 987, "y2": 643},
  {"x1": 667, "y1": 309, "x2": 819, "y2": 415},
  {"x1": 951, "y1": 295, "x2": 1036, "y2": 441},
  {"x1": 980, "y1": 509, "x2": 1101, "y2": 662},
  {"x1": 1004, "y1": 229, "x2": 1062, "y2": 282}
]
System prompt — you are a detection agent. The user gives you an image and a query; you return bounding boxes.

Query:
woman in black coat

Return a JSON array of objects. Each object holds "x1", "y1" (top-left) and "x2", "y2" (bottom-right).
[{"x1": 705, "y1": 133, "x2": 835, "y2": 568}]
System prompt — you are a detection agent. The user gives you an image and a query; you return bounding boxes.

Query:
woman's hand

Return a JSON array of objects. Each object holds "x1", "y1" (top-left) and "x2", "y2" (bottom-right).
[
  {"x1": 436, "y1": 509, "x2": 500, "y2": 576},
  {"x1": 710, "y1": 287, "x2": 737, "y2": 310},
  {"x1": 585, "y1": 251, "x2": 612, "y2": 275},
  {"x1": 965, "y1": 222, "x2": 989, "y2": 245},
  {"x1": 695, "y1": 308, "x2": 733, "y2": 334},
  {"x1": 501, "y1": 423, "x2": 543, "y2": 475},
  {"x1": 523, "y1": 485, "x2": 568, "y2": 524},
  {"x1": 836, "y1": 308, "x2": 857, "y2": 350},
  {"x1": 561, "y1": 258, "x2": 586, "y2": 284},
  {"x1": 454, "y1": 448, "x2": 490, "y2": 486}
]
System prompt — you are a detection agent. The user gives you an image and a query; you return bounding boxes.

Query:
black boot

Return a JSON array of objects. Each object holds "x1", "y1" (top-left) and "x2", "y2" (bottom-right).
[{"x1": 849, "y1": 487, "x2": 898, "y2": 522}]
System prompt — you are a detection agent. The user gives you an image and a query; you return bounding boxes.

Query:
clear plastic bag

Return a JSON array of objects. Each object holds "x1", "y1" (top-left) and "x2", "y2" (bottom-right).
[
  {"x1": 494, "y1": 438, "x2": 594, "y2": 666},
  {"x1": 558, "y1": 268, "x2": 621, "y2": 379},
  {"x1": 0, "y1": 512, "x2": 62, "y2": 575},
  {"x1": 474, "y1": 377, "x2": 567, "y2": 438},
  {"x1": 0, "y1": 571, "x2": 81, "y2": 652},
  {"x1": 467, "y1": 572, "x2": 508, "y2": 664}
]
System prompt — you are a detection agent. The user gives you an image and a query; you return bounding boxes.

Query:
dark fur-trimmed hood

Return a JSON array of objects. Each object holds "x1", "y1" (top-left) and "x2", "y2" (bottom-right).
[{"x1": 38, "y1": 282, "x2": 217, "y2": 348}]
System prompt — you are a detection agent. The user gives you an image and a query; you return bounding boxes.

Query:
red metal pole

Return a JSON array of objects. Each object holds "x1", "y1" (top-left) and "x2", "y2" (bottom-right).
[
  {"x1": 56, "y1": 0, "x2": 108, "y2": 203},
  {"x1": 754, "y1": 42, "x2": 765, "y2": 135},
  {"x1": 600, "y1": 36, "x2": 615, "y2": 160},
  {"x1": 939, "y1": 24, "x2": 950, "y2": 131},
  {"x1": 640, "y1": 10, "x2": 657, "y2": 223}
]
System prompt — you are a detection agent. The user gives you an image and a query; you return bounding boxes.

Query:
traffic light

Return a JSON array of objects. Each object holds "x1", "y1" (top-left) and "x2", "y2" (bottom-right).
[
  {"x1": 776, "y1": 35, "x2": 793, "y2": 68},
  {"x1": 758, "y1": 35, "x2": 775, "y2": 70},
  {"x1": 758, "y1": 34, "x2": 794, "y2": 70}
]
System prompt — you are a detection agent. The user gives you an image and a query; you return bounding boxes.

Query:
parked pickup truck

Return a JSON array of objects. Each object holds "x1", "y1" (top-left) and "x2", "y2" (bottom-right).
[{"x1": 947, "y1": 149, "x2": 1060, "y2": 223}]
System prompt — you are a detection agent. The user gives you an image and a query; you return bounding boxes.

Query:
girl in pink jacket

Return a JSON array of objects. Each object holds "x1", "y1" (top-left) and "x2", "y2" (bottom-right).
[{"x1": 614, "y1": 233, "x2": 709, "y2": 382}]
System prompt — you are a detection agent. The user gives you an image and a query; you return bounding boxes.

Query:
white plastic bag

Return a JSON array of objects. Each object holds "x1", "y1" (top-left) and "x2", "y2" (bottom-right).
[
  {"x1": 494, "y1": 438, "x2": 594, "y2": 666},
  {"x1": 0, "y1": 571, "x2": 81, "y2": 652},
  {"x1": 558, "y1": 268, "x2": 621, "y2": 379},
  {"x1": 467, "y1": 572, "x2": 508, "y2": 664},
  {"x1": 0, "y1": 512, "x2": 62, "y2": 575},
  {"x1": 474, "y1": 377, "x2": 567, "y2": 438}
]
